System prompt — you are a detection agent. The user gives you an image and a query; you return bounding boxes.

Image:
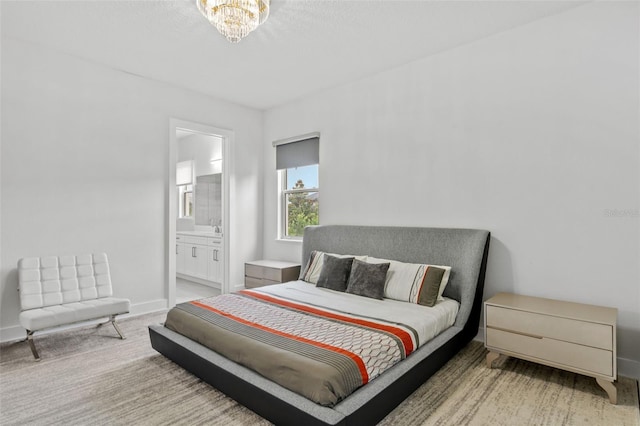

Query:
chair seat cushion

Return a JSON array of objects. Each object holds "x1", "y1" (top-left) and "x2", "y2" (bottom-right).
[{"x1": 19, "y1": 297, "x2": 130, "y2": 331}]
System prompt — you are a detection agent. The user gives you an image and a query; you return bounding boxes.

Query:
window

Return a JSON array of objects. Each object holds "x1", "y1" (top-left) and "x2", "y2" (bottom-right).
[
  {"x1": 274, "y1": 134, "x2": 319, "y2": 239},
  {"x1": 178, "y1": 184, "x2": 193, "y2": 218},
  {"x1": 176, "y1": 160, "x2": 194, "y2": 218},
  {"x1": 282, "y1": 164, "x2": 319, "y2": 238}
]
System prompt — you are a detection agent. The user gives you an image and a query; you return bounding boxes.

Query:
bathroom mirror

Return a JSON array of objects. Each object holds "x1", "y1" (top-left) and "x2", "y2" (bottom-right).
[{"x1": 195, "y1": 174, "x2": 222, "y2": 227}]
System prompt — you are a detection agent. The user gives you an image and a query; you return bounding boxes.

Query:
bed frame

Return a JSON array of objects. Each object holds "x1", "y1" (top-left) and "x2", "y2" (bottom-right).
[{"x1": 149, "y1": 225, "x2": 490, "y2": 425}]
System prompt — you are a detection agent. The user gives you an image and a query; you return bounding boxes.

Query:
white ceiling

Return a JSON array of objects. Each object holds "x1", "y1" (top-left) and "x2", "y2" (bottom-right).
[{"x1": 2, "y1": 0, "x2": 585, "y2": 110}]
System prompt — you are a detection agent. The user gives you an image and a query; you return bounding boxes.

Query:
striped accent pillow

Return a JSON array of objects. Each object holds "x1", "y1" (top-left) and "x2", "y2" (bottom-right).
[
  {"x1": 301, "y1": 251, "x2": 367, "y2": 284},
  {"x1": 366, "y1": 257, "x2": 451, "y2": 304}
]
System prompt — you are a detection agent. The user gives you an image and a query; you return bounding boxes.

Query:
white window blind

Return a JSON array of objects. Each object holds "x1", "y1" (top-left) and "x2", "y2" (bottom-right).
[{"x1": 176, "y1": 160, "x2": 193, "y2": 186}]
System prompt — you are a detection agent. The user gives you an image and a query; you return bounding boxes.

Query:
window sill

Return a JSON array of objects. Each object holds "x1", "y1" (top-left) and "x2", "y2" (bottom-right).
[{"x1": 276, "y1": 238, "x2": 303, "y2": 244}]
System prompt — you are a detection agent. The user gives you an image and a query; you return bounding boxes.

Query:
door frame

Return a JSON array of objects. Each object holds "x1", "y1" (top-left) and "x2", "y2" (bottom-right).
[{"x1": 167, "y1": 118, "x2": 233, "y2": 307}]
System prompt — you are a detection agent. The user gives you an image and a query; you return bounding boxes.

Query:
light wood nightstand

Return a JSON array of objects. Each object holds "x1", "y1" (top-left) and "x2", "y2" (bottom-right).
[
  {"x1": 244, "y1": 260, "x2": 301, "y2": 289},
  {"x1": 484, "y1": 292, "x2": 618, "y2": 404}
]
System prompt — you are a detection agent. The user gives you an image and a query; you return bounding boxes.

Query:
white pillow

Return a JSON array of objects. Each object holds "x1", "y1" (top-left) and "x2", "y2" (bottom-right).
[
  {"x1": 301, "y1": 251, "x2": 367, "y2": 284},
  {"x1": 436, "y1": 266, "x2": 452, "y2": 301},
  {"x1": 367, "y1": 256, "x2": 451, "y2": 303}
]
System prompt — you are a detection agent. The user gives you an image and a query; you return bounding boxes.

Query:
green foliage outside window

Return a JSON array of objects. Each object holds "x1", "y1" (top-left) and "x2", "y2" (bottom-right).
[{"x1": 287, "y1": 179, "x2": 318, "y2": 237}]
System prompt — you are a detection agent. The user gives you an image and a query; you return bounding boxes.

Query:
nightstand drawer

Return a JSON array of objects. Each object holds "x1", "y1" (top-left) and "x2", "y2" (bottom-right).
[
  {"x1": 245, "y1": 277, "x2": 280, "y2": 289},
  {"x1": 486, "y1": 328, "x2": 613, "y2": 377},
  {"x1": 244, "y1": 276, "x2": 262, "y2": 288},
  {"x1": 245, "y1": 265, "x2": 282, "y2": 281},
  {"x1": 245, "y1": 264, "x2": 264, "y2": 279},
  {"x1": 262, "y1": 267, "x2": 282, "y2": 282},
  {"x1": 486, "y1": 305, "x2": 612, "y2": 350}
]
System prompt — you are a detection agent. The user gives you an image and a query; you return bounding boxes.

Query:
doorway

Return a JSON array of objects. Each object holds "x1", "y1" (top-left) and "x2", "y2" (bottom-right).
[{"x1": 167, "y1": 118, "x2": 232, "y2": 307}]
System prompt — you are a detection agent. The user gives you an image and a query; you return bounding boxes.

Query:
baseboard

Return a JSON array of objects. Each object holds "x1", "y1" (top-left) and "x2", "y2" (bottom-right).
[
  {"x1": 474, "y1": 327, "x2": 640, "y2": 380},
  {"x1": 0, "y1": 299, "x2": 169, "y2": 344},
  {"x1": 0, "y1": 325, "x2": 25, "y2": 343},
  {"x1": 618, "y1": 357, "x2": 640, "y2": 380},
  {"x1": 231, "y1": 283, "x2": 245, "y2": 293},
  {"x1": 176, "y1": 273, "x2": 222, "y2": 290},
  {"x1": 123, "y1": 299, "x2": 168, "y2": 317},
  {"x1": 474, "y1": 326, "x2": 485, "y2": 343}
]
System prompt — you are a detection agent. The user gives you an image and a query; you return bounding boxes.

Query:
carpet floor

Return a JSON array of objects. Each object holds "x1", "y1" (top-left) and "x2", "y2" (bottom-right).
[{"x1": 1, "y1": 312, "x2": 638, "y2": 425}]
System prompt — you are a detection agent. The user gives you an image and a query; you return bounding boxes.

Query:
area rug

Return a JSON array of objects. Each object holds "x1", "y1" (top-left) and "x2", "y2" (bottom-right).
[{"x1": 1, "y1": 312, "x2": 638, "y2": 425}]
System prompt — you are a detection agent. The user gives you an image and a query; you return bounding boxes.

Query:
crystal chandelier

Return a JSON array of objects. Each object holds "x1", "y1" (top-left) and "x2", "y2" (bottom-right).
[{"x1": 197, "y1": 0, "x2": 270, "y2": 43}]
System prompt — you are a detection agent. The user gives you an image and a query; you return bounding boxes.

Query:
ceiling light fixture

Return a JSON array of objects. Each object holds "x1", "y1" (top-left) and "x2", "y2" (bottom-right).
[{"x1": 197, "y1": 0, "x2": 270, "y2": 43}]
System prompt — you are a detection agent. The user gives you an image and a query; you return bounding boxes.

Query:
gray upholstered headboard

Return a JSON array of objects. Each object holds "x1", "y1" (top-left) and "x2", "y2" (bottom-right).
[{"x1": 301, "y1": 225, "x2": 490, "y2": 330}]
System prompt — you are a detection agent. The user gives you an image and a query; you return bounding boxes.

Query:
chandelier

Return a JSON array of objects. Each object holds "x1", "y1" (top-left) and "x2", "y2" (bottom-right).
[{"x1": 197, "y1": 0, "x2": 270, "y2": 43}]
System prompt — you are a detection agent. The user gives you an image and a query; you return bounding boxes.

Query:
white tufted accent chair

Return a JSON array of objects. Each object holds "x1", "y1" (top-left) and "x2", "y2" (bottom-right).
[{"x1": 18, "y1": 253, "x2": 130, "y2": 360}]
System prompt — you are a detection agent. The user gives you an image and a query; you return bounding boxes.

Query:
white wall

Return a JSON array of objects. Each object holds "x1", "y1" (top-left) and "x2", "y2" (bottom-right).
[
  {"x1": 178, "y1": 133, "x2": 223, "y2": 177},
  {"x1": 263, "y1": 2, "x2": 640, "y2": 375},
  {"x1": 0, "y1": 37, "x2": 263, "y2": 340}
]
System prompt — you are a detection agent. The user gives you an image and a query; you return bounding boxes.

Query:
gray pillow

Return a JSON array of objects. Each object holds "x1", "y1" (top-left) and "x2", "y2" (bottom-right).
[
  {"x1": 316, "y1": 255, "x2": 354, "y2": 292},
  {"x1": 346, "y1": 259, "x2": 390, "y2": 300}
]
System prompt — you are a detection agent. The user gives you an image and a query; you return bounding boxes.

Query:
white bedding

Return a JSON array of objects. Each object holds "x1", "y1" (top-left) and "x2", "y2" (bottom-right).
[{"x1": 250, "y1": 280, "x2": 460, "y2": 348}]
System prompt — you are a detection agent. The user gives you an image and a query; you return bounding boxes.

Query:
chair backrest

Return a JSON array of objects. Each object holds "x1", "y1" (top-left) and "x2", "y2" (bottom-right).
[{"x1": 18, "y1": 253, "x2": 113, "y2": 311}]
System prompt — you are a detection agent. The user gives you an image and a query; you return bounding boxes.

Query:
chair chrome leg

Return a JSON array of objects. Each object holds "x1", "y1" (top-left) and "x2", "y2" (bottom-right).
[
  {"x1": 26, "y1": 331, "x2": 41, "y2": 361},
  {"x1": 110, "y1": 315, "x2": 126, "y2": 340}
]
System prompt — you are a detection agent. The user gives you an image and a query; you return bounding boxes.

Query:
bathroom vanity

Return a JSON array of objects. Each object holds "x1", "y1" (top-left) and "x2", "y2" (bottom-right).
[{"x1": 176, "y1": 231, "x2": 223, "y2": 288}]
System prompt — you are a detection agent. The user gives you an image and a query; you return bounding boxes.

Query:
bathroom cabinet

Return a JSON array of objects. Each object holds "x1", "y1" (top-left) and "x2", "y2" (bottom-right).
[{"x1": 176, "y1": 232, "x2": 223, "y2": 287}]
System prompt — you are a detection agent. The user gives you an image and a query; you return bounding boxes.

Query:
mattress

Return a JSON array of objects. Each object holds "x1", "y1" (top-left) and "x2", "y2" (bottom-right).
[{"x1": 164, "y1": 280, "x2": 459, "y2": 406}]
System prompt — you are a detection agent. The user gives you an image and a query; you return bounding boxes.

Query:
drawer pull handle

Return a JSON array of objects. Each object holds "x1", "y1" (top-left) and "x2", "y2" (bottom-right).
[{"x1": 488, "y1": 326, "x2": 543, "y2": 339}]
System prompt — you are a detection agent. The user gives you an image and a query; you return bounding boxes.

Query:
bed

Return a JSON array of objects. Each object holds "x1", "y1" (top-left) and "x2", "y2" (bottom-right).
[{"x1": 149, "y1": 225, "x2": 490, "y2": 425}]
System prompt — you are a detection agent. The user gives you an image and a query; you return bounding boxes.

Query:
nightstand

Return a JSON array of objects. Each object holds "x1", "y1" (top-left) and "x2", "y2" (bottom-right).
[
  {"x1": 244, "y1": 260, "x2": 301, "y2": 289},
  {"x1": 485, "y1": 292, "x2": 617, "y2": 404}
]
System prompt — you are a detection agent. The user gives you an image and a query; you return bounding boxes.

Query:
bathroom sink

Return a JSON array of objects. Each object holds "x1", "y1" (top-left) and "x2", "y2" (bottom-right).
[{"x1": 177, "y1": 230, "x2": 222, "y2": 238}]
